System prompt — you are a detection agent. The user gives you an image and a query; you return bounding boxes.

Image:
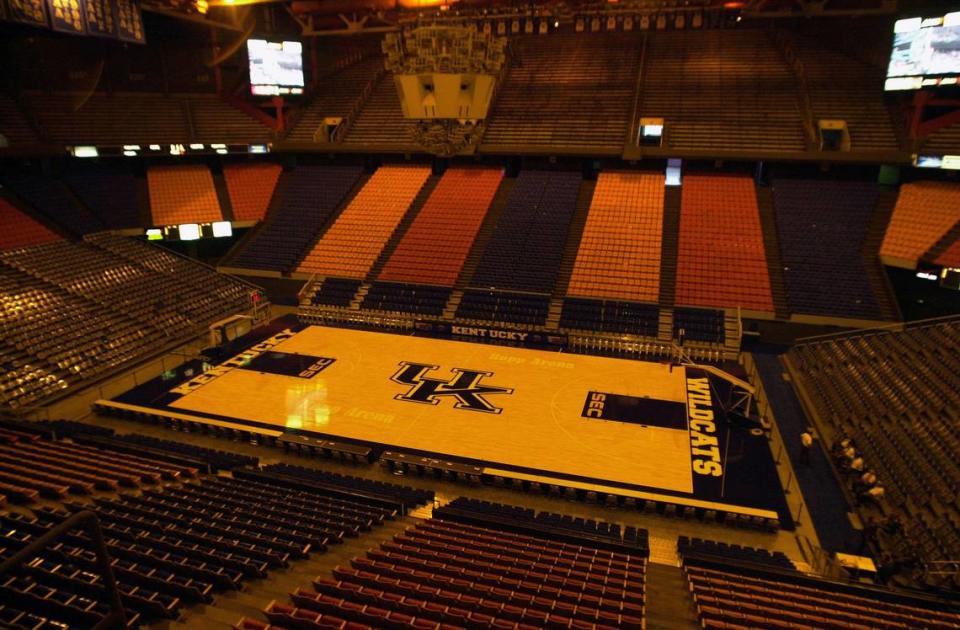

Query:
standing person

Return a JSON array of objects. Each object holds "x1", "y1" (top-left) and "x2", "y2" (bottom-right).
[{"x1": 799, "y1": 431, "x2": 814, "y2": 466}]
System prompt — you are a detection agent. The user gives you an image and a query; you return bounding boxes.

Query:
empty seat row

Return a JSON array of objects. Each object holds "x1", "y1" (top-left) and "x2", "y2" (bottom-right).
[
  {"x1": 677, "y1": 175, "x2": 773, "y2": 312},
  {"x1": 684, "y1": 559, "x2": 960, "y2": 630},
  {"x1": 257, "y1": 500, "x2": 647, "y2": 630},
  {"x1": 560, "y1": 298, "x2": 659, "y2": 336},
  {"x1": 361, "y1": 282, "x2": 451, "y2": 316},
  {"x1": 456, "y1": 290, "x2": 550, "y2": 327},
  {"x1": 224, "y1": 163, "x2": 283, "y2": 222},
  {"x1": 147, "y1": 165, "x2": 224, "y2": 226},
  {"x1": 880, "y1": 181, "x2": 960, "y2": 268},
  {"x1": 568, "y1": 172, "x2": 664, "y2": 303},
  {"x1": 0, "y1": 198, "x2": 61, "y2": 252},
  {"x1": 470, "y1": 170, "x2": 582, "y2": 295},
  {"x1": 772, "y1": 179, "x2": 884, "y2": 320}
]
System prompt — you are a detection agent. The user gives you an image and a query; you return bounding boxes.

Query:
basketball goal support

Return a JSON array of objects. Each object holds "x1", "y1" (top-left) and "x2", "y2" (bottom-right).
[{"x1": 672, "y1": 341, "x2": 755, "y2": 421}]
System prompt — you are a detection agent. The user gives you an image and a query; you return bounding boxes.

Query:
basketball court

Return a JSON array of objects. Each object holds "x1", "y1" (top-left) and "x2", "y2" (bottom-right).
[{"x1": 104, "y1": 321, "x2": 789, "y2": 526}]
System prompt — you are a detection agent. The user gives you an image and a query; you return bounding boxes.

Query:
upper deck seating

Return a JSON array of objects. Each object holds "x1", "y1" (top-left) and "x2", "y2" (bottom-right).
[
  {"x1": 0, "y1": 94, "x2": 39, "y2": 147},
  {"x1": 641, "y1": 29, "x2": 806, "y2": 153},
  {"x1": 793, "y1": 35, "x2": 899, "y2": 151},
  {"x1": 286, "y1": 57, "x2": 385, "y2": 143},
  {"x1": 482, "y1": 33, "x2": 641, "y2": 152},
  {"x1": 25, "y1": 91, "x2": 190, "y2": 145},
  {"x1": 188, "y1": 96, "x2": 273, "y2": 144},
  {"x1": 341, "y1": 76, "x2": 413, "y2": 148}
]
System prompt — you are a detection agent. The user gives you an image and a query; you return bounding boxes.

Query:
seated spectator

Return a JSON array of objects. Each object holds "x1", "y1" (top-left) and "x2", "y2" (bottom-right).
[
  {"x1": 854, "y1": 469, "x2": 877, "y2": 493},
  {"x1": 858, "y1": 484, "x2": 885, "y2": 508},
  {"x1": 832, "y1": 436, "x2": 854, "y2": 457},
  {"x1": 848, "y1": 455, "x2": 866, "y2": 473}
]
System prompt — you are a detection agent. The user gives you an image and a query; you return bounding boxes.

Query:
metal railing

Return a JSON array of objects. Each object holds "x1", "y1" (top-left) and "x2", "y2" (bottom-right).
[
  {"x1": 326, "y1": 67, "x2": 388, "y2": 144},
  {"x1": 0, "y1": 510, "x2": 126, "y2": 629},
  {"x1": 741, "y1": 352, "x2": 808, "y2": 529},
  {"x1": 770, "y1": 29, "x2": 817, "y2": 150},
  {"x1": 627, "y1": 32, "x2": 648, "y2": 148},
  {"x1": 795, "y1": 313, "x2": 959, "y2": 345}
]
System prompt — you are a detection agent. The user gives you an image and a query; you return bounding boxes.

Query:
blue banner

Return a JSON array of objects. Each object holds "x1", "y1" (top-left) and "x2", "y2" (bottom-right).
[
  {"x1": 112, "y1": 0, "x2": 142, "y2": 43},
  {"x1": 5, "y1": 0, "x2": 47, "y2": 26},
  {"x1": 47, "y1": 0, "x2": 85, "y2": 34},
  {"x1": 83, "y1": 0, "x2": 114, "y2": 36}
]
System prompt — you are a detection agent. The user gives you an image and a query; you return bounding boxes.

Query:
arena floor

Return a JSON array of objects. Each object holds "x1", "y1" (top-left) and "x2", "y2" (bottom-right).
[{"x1": 105, "y1": 320, "x2": 789, "y2": 525}]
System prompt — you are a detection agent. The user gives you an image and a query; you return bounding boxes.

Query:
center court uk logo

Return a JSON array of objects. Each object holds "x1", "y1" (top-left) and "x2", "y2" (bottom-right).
[{"x1": 390, "y1": 362, "x2": 514, "y2": 414}]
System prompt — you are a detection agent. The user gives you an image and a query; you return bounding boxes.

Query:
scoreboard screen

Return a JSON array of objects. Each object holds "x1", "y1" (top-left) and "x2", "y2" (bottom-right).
[
  {"x1": 886, "y1": 12, "x2": 960, "y2": 91},
  {"x1": 248, "y1": 39, "x2": 304, "y2": 96}
]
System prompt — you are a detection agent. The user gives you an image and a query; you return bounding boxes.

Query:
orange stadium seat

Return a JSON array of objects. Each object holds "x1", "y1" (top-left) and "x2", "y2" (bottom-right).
[
  {"x1": 378, "y1": 168, "x2": 502, "y2": 286},
  {"x1": 224, "y1": 163, "x2": 282, "y2": 222},
  {"x1": 676, "y1": 175, "x2": 773, "y2": 312},
  {"x1": 0, "y1": 198, "x2": 60, "y2": 251},
  {"x1": 297, "y1": 165, "x2": 431, "y2": 278},
  {"x1": 881, "y1": 181, "x2": 960, "y2": 267},
  {"x1": 148, "y1": 165, "x2": 223, "y2": 226},
  {"x1": 567, "y1": 172, "x2": 664, "y2": 303},
  {"x1": 936, "y1": 238, "x2": 960, "y2": 268}
]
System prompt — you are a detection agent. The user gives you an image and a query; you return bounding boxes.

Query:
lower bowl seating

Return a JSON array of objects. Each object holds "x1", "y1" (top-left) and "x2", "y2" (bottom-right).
[{"x1": 262, "y1": 498, "x2": 649, "y2": 630}]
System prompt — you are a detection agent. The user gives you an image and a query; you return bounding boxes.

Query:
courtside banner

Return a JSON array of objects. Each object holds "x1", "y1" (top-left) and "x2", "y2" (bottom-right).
[{"x1": 413, "y1": 320, "x2": 567, "y2": 349}]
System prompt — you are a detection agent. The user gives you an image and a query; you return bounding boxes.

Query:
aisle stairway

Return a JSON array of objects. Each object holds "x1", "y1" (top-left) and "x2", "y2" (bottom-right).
[
  {"x1": 756, "y1": 184, "x2": 790, "y2": 320},
  {"x1": 441, "y1": 177, "x2": 517, "y2": 320},
  {"x1": 862, "y1": 188, "x2": 902, "y2": 321},
  {"x1": 176, "y1": 513, "x2": 421, "y2": 628},
  {"x1": 658, "y1": 187, "x2": 682, "y2": 307},
  {"x1": 643, "y1": 563, "x2": 700, "y2": 630}
]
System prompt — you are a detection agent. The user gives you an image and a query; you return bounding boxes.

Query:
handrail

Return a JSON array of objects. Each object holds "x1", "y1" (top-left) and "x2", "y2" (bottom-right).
[
  {"x1": 0, "y1": 510, "x2": 126, "y2": 629},
  {"x1": 794, "y1": 313, "x2": 959, "y2": 345},
  {"x1": 770, "y1": 29, "x2": 817, "y2": 149},
  {"x1": 84, "y1": 231, "x2": 268, "y2": 296},
  {"x1": 329, "y1": 66, "x2": 387, "y2": 144},
  {"x1": 627, "y1": 31, "x2": 648, "y2": 148},
  {"x1": 298, "y1": 273, "x2": 319, "y2": 303}
]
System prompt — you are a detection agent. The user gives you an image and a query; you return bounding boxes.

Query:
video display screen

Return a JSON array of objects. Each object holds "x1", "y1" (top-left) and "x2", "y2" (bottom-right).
[
  {"x1": 248, "y1": 39, "x2": 304, "y2": 96},
  {"x1": 886, "y1": 13, "x2": 960, "y2": 91}
]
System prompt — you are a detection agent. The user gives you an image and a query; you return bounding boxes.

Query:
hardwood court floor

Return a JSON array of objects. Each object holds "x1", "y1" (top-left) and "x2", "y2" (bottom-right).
[{"x1": 170, "y1": 326, "x2": 695, "y2": 493}]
